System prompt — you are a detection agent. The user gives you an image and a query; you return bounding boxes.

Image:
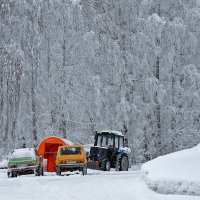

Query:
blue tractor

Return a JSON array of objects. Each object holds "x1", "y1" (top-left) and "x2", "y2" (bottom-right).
[{"x1": 88, "y1": 131, "x2": 130, "y2": 171}]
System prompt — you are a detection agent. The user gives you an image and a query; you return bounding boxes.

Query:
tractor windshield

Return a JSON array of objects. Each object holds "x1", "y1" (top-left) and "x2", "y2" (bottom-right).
[{"x1": 97, "y1": 135, "x2": 114, "y2": 148}]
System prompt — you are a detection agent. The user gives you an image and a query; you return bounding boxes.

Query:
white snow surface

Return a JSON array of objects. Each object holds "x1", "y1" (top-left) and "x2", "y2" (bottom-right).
[
  {"x1": 142, "y1": 144, "x2": 200, "y2": 196},
  {"x1": 62, "y1": 139, "x2": 74, "y2": 145},
  {"x1": 0, "y1": 167, "x2": 199, "y2": 200},
  {"x1": 0, "y1": 159, "x2": 7, "y2": 169},
  {"x1": 119, "y1": 147, "x2": 131, "y2": 154},
  {"x1": 101, "y1": 130, "x2": 124, "y2": 136},
  {"x1": 9, "y1": 148, "x2": 36, "y2": 159}
]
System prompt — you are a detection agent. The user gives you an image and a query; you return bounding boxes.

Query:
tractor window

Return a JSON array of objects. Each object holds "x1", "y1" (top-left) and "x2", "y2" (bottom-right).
[
  {"x1": 115, "y1": 137, "x2": 119, "y2": 148},
  {"x1": 97, "y1": 136, "x2": 102, "y2": 146},
  {"x1": 107, "y1": 136, "x2": 114, "y2": 147},
  {"x1": 101, "y1": 136, "x2": 107, "y2": 147},
  {"x1": 97, "y1": 135, "x2": 107, "y2": 147},
  {"x1": 97, "y1": 135, "x2": 114, "y2": 147},
  {"x1": 119, "y1": 137, "x2": 124, "y2": 148}
]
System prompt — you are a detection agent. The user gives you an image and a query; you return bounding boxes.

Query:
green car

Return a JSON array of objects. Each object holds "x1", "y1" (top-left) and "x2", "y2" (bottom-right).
[{"x1": 7, "y1": 148, "x2": 43, "y2": 178}]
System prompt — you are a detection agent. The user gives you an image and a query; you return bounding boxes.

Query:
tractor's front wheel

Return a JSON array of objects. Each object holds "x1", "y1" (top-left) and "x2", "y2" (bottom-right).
[{"x1": 100, "y1": 160, "x2": 111, "y2": 171}]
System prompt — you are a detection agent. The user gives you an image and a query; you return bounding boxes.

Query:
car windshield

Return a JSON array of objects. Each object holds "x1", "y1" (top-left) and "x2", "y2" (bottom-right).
[
  {"x1": 9, "y1": 148, "x2": 35, "y2": 159},
  {"x1": 60, "y1": 147, "x2": 82, "y2": 155}
]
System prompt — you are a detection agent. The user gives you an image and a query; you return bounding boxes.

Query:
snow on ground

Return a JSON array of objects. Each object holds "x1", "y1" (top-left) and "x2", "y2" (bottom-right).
[
  {"x1": 0, "y1": 168, "x2": 199, "y2": 200},
  {"x1": 142, "y1": 144, "x2": 200, "y2": 196},
  {"x1": 0, "y1": 159, "x2": 7, "y2": 169}
]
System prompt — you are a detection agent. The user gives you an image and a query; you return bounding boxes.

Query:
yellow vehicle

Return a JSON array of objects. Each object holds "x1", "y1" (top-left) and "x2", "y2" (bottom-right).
[{"x1": 56, "y1": 145, "x2": 87, "y2": 176}]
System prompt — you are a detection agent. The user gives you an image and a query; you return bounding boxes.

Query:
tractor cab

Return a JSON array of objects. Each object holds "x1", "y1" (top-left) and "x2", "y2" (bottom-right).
[
  {"x1": 94, "y1": 131, "x2": 124, "y2": 150},
  {"x1": 88, "y1": 131, "x2": 130, "y2": 171}
]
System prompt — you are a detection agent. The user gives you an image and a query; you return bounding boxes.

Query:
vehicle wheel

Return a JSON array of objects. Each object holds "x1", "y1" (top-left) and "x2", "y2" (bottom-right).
[
  {"x1": 7, "y1": 172, "x2": 11, "y2": 178},
  {"x1": 56, "y1": 166, "x2": 61, "y2": 176},
  {"x1": 41, "y1": 167, "x2": 44, "y2": 176},
  {"x1": 115, "y1": 154, "x2": 129, "y2": 171},
  {"x1": 35, "y1": 167, "x2": 40, "y2": 176},
  {"x1": 39, "y1": 166, "x2": 44, "y2": 176},
  {"x1": 82, "y1": 166, "x2": 87, "y2": 176},
  {"x1": 13, "y1": 172, "x2": 17, "y2": 177},
  {"x1": 100, "y1": 160, "x2": 111, "y2": 171}
]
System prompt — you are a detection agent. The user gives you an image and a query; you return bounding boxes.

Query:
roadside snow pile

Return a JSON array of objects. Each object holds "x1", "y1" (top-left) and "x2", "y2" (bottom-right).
[
  {"x1": 0, "y1": 159, "x2": 7, "y2": 169},
  {"x1": 141, "y1": 144, "x2": 200, "y2": 196}
]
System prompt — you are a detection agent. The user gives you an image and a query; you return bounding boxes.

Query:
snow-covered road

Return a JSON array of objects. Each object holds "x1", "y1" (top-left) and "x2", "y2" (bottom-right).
[{"x1": 0, "y1": 169, "x2": 199, "y2": 200}]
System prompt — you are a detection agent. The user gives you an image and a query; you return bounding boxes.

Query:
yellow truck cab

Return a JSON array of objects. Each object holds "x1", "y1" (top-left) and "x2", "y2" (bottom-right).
[{"x1": 56, "y1": 145, "x2": 87, "y2": 175}]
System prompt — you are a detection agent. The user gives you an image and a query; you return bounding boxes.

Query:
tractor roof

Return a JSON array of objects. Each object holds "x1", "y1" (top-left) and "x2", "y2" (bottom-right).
[{"x1": 100, "y1": 130, "x2": 124, "y2": 136}]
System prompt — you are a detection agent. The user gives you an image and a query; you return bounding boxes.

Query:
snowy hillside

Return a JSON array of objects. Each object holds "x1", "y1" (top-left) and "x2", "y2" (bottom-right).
[{"x1": 142, "y1": 144, "x2": 200, "y2": 196}]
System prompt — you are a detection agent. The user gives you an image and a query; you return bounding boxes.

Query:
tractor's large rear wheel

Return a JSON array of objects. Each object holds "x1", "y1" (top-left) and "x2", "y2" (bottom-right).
[{"x1": 115, "y1": 154, "x2": 129, "y2": 171}]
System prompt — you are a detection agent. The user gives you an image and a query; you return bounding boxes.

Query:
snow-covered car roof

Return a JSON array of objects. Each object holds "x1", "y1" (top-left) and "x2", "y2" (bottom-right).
[
  {"x1": 101, "y1": 130, "x2": 124, "y2": 136},
  {"x1": 9, "y1": 148, "x2": 36, "y2": 159}
]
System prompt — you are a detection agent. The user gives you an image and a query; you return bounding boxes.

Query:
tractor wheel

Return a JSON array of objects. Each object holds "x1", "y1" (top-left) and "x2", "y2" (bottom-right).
[
  {"x1": 56, "y1": 166, "x2": 61, "y2": 176},
  {"x1": 115, "y1": 154, "x2": 129, "y2": 171},
  {"x1": 100, "y1": 160, "x2": 111, "y2": 171}
]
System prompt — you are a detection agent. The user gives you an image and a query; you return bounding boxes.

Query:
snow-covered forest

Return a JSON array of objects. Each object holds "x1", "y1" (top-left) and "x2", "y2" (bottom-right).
[{"x1": 1, "y1": 0, "x2": 200, "y2": 164}]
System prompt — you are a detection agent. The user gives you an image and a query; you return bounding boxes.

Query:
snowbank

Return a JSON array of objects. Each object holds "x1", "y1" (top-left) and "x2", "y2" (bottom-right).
[
  {"x1": 141, "y1": 144, "x2": 200, "y2": 196},
  {"x1": 0, "y1": 159, "x2": 7, "y2": 169}
]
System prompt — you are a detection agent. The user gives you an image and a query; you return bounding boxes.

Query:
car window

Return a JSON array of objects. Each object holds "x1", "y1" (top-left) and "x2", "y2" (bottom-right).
[{"x1": 60, "y1": 147, "x2": 82, "y2": 155}]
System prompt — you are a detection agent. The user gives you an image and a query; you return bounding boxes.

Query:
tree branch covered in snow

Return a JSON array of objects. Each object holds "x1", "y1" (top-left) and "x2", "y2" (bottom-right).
[{"x1": 1, "y1": 0, "x2": 200, "y2": 164}]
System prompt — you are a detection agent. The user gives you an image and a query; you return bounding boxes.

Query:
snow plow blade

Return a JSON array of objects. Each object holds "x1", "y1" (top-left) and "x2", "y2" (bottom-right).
[{"x1": 87, "y1": 161, "x2": 100, "y2": 170}]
